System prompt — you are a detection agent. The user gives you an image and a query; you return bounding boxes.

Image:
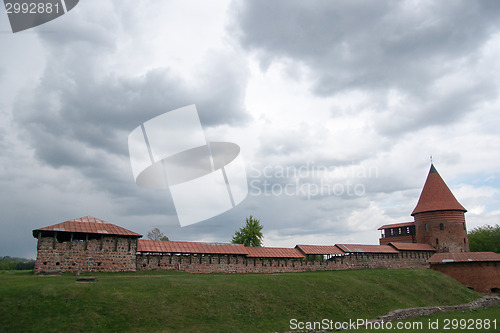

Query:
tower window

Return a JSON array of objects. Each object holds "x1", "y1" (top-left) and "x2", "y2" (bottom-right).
[
  {"x1": 439, "y1": 223, "x2": 444, "y2": 230},
  {"x1": 425, "y1": 224, "x2": 428, "y2": 232}
]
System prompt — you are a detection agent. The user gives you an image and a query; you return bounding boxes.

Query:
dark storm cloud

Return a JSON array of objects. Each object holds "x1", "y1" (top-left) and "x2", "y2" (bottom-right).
[
  {"x1": 12, "y1": 40, "x2": 249, "y2": 186},
  {"x1": 14, "y1": 65, "x2": 248, "y2": 164},
  {"x1": 231, "y1": 0, "x2": 500, "y2": 133}
]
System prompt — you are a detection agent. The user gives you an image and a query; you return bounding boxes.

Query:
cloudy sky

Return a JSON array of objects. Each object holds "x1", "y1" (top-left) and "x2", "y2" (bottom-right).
[{"x1": 1, "y1": 0, "x2": 500, "y2": 259}]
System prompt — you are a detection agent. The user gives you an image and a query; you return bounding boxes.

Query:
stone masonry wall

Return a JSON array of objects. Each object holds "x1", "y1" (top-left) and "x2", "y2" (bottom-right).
[
  {"x1": 136, "y1": 251, "x2": 434, "y2": 274},
  {"x1": 34, "y1": 236, "x2": 137, "y2": 273}
]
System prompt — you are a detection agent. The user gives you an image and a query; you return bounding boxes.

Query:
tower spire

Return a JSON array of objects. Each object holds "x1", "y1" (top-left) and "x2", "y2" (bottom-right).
[{"x1": 411, "y1": 164, "x2": 466, "y2": 216}]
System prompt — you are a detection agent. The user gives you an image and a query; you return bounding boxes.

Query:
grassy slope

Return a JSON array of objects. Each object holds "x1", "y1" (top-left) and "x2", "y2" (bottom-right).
[{"x1": 0, "y1": 269, "x2": 482, "y2": 333}]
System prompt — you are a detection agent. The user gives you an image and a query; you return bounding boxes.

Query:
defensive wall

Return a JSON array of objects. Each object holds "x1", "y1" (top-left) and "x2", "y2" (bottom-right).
[{"x1": 136, "y1": 250, "x2": 434, "y2": 274}]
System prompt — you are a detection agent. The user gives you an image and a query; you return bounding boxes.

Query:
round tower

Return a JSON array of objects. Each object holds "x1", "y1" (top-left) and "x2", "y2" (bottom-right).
[{"x1": 411, "y1": 164, "x2": 469, "y2": 253}]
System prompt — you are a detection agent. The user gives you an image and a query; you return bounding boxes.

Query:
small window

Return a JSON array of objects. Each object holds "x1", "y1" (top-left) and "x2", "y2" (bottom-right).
[
  {"x1": 436, "y1": 238, "x2": 439, "y2": 245},
  {"x1": 425, "y1": 224, "x2": 428, "y2": 232},
  {"x1": 439, "y1": 223, "x2": 444, "y2": 230},
  {"x1": 464, "y1": 238, "x2": 466, "y2": 244}
]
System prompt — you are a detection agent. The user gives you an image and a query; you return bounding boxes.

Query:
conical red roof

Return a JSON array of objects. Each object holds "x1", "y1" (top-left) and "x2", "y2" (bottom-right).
[{"x1": 411, "y1": 164, "x2": 466, "y2": 215}]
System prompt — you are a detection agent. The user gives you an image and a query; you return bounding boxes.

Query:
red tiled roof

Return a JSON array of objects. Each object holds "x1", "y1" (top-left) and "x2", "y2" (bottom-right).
[
  {"x1": 389, "y1": 242, "x2": 436, "y2": 252},
  {"x1": 245, "y1": 246, "x2": 305, "y2": 258},
  {"x1": 138, "y1": 240, "x2": 248, "y2": 255},
  {"x1": 335, "y1": 244, "x2": 399, "y2": 254},
  {"x1": 295, "y1": 244, "x2": 345, "y2": 255},
  {"x1": 428, "y1": 252, "x2": 500, "y2": 264},
  {"x1": 378, "y1": 222, "x2": 415, "y2": 230},
  {"x1": 33, "y1": 216, "x2": 142, "y2": 237},
  {"x1": 412, "y1": 164, "x2": 466, "y2": 215}
]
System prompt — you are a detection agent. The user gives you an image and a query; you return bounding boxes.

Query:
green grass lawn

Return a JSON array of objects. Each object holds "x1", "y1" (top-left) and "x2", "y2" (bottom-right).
[{"x1": 0, "y1": 268, "x2": 485, "y2": 332}]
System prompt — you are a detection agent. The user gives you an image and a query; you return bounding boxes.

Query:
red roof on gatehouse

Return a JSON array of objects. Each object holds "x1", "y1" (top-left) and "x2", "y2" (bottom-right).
[{"x1": 33, "y1": 216, "x2": 142, "y2": 237}]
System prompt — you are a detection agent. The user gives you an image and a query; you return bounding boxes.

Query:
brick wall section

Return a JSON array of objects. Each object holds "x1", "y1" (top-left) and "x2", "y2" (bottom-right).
[
  {"x1": 414, "y1": 211, "x2": 469, "y2": 252},
  {"x1": 379, "y1": 235, "x2": 415, "y2": 245},
  {"x1": 136, "y1": 251, "x2": 434, "y2": 273},
  {"x1": 430, "y1": 262, "x2": 500, "y2": 294},
  {"x1": 34, "y1": 236, "x2": 137, "y2": 273}
]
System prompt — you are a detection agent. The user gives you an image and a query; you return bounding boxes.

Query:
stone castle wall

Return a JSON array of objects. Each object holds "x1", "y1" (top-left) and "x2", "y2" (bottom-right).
[
  {"x1": 136, "y1": 250, "x2": 434, "y2": 274},
  {"x1": 34, "y1": 236, "x2": 137, "y2": 274}
]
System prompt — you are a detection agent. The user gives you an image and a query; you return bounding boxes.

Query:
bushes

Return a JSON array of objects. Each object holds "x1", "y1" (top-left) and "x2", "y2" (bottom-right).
[{"x1": 0, "y1": 256, "x2": 35, "y2": 270}]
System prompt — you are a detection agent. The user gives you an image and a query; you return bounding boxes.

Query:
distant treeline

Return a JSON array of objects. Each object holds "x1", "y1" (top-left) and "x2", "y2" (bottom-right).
[{"x1": 0, "y1": 256, "x2": 35, "y2": 270}]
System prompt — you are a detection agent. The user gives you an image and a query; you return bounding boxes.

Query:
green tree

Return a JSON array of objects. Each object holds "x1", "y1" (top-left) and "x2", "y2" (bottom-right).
[
  {"x1": 147, "y1": 228, "x2": 169, "y2": 241},
  {"x1": 231, "y1": 216, "x2": 263, "y2": 247},
  {"x1": 468, "y1": 224, "x2": 500, "y2": 253}
]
